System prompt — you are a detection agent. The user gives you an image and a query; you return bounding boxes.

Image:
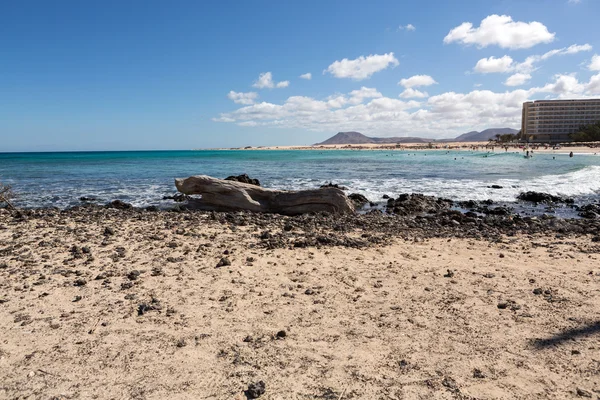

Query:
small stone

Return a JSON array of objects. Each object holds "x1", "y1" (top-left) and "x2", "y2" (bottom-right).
[
  {"x1": 483, "y1": 273, "x2": 495, "y2": 278},
  {"x1": 571, "y1": 349, "x2": 581, "y2": 355},
  {"x1": 243, "y1": 335, "x2": 253, "y2": 343},
  {"x1": 576, "y1": 387, "x2": 592, "y2": 397},
  {"x1": 499, "y1": 253, "x2": 505, "y2": 258},
  {"x1": 245, "y1": 381, "x2": 266, "y2": 399},
  {"x1": 443, "y1": 269, "x2": 454, "y2": 278},
  {"x1": 103, "y1": 227, "x2": 115, "y2": 236},
  {"x1": 73, "y1": 279, "x2": 87, "y2": 287},
  {"x1": 304, "y1": 288, "x2": 314, "y2": 295},
  {"x1": 497, "y1": 302, "x2": 508, "y2": 309},
  {"x1": 216, "y1": 257, "x2": 231, "y2": 268},
  {"x1": 127, "y1": 270, "x2": 141, "y2": 280},
  {"x1": 533, "y1": 288, "x2": 543, "y2": 295},
  {"x1": 473, "y1": 368, "x2": 486, "y2": 379},
  {"x1": 275, "y1": 330, "x2": 286, "y2": 339},
  {"x1": 176, "y1": 338, "x2": 187, "y2": 348}
]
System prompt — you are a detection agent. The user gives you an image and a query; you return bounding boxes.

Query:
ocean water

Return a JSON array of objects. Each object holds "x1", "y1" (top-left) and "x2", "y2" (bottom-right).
[{"x1": 1, "y1": 149, "x2": 600, "y2": 210}]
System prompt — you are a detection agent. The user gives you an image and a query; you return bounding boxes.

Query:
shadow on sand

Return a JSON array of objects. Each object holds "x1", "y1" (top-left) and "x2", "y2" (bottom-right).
[{"x1": 532, "y1": 321, "x2": 600, "y2": 348}]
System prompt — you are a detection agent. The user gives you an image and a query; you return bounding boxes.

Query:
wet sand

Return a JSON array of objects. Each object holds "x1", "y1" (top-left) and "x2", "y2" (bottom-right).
[{"x1": 1, "y1": 207, "x2": 599, "y2": 399}]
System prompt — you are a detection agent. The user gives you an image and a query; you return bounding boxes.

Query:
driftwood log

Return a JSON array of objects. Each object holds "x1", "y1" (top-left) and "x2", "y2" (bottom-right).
[{"x1": 175, "y1": 175, "x2": 355, "y2": 215}]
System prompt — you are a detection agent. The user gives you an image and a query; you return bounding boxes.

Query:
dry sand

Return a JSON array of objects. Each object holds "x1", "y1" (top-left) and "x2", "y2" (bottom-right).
[{"x1": 1, "y1": 209, "x2": 600, "y2": 399}]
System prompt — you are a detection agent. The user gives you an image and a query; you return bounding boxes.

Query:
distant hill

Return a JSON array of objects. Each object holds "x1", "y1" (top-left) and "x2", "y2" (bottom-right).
[
  {"x1": 314, "y1": 128, "x2": 519, "y2": 145},
  {"x1": 315, "y1": 131, "x2": 431, "y2": 145},
  {"x1": 452, "y1": 128, "x2": 519, "y2": 142}
]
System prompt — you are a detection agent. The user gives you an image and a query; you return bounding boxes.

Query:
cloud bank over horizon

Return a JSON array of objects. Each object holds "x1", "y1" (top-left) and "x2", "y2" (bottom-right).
[{"x1": 216, "y1": 13, "x2": 600, "y2": 139}]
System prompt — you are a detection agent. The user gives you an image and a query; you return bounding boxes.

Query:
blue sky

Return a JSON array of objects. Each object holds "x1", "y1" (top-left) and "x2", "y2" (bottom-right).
[{"x1": 1, "y1": 0, "x2": 599, "y2": 151}]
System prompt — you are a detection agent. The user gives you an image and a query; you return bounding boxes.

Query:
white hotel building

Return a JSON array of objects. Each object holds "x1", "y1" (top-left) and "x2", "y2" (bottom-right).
[{"x1": 521, "y1": 99, "x2": 600, "y2": 142}]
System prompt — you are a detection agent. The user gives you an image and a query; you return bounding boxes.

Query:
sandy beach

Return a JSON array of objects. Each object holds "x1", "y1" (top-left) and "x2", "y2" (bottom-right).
[{"x1": 1, "y1": 205, "x2": 599, "y2": 399}]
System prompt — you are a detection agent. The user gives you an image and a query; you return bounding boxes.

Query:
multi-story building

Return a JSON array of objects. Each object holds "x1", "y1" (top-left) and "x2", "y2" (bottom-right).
[{"x1": 521, "y1": 99, "x2": 600, "y2": 142}]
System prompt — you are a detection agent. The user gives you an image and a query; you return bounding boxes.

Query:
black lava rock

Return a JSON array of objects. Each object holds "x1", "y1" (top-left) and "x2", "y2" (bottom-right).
[
  {"x1": 225, "y1": 174, "x2": 260, "y2": 186},
  {"x1": 245, "y1": 381, "x2": 266, "y2": 399}
]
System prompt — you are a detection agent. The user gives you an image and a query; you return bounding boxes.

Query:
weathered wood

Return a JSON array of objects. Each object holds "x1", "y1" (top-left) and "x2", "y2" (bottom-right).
[{"x1": 174, "y1": 175, "x2": 355, "y2": 215}]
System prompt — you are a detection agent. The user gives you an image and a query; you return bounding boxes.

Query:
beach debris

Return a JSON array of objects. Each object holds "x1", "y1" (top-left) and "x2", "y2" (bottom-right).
[
  {"x1": 175, "y1": 175, "x2": 354, "y2": 215},
  {"x1": 245, "y1": 381, "x2": 266, "y2": 399}
]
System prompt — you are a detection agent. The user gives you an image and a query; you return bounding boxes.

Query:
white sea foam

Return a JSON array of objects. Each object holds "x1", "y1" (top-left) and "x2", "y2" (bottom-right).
[{"x1": 266, "y1": 165, "x2": 600, "y2": 203}]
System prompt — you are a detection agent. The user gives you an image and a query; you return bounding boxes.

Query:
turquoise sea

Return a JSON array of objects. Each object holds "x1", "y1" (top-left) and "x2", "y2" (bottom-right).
[{"x1": 1, "y1": 149, "x2": 600, "y2": 210}]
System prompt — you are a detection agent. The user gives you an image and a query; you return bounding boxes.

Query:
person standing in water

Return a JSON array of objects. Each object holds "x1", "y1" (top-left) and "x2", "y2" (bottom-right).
[{"x1": 570, "y1": 151, "x2": 574, "y2": 158}]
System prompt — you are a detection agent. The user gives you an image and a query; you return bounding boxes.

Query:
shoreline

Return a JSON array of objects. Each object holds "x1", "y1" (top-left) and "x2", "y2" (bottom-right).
[
  {"x1": 1, "y1": 206, "x2": 599, "y2": 398},
  {"x1": 212, "y1": 141, "x2": 600, "y2": 155}
]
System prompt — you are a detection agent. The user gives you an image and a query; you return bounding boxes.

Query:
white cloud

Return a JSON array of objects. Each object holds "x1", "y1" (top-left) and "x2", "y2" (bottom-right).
[
  {"x1": 399, "y1": 24, "x2": 416, "y2": 31},
  {"x1": 399, "y1": 75, "x2": 437, "y2": 88},
  {"x1": 534, "y1": 73, "x2": 585, "y2": 97},
  {"x1": 214, "y1": 75, "x2": 600, "y2": 139},
  {"x1": 399, "y1": 88, "x2": 429, "y2": 98},
  {"x1": 299, "y1": 73, "x2": 312, "y2": 80},
  {"x1": 227, "y1": 91, "x2": 258, "y2": 105},
  {"x1": 474, "y1": 56, "x2": 514, "y2": 73},
  {"x1": 504, "y1": 73, "x2": 531, "y2": 87},
  {"x1": 325, "y1": 53, "x2": 399, "y2": 80},
  {"x1": 587, "y1": 74, "x2": 600, "y2": 94},
  {"x1": 589, "y1": 54, "x2": 600, "y2": 71},
  {"x1": 252, "y1": 72, "x2": 289, "y2": 89},
  {"x1": 540, "y1": 43, "x2": 592, "y2": 60},
  {"x1": 444, "y1": 14, "x2": 555, "y2": 49},
  {"x1": 568, "y1": 0, "x2": 581, "y2": 4},
  {"x1": 473, "y1": 43, "x2": 592, "y2": 75},
  {"x1": 348, "y1": 87, "x2": 383, "y2": 104}
]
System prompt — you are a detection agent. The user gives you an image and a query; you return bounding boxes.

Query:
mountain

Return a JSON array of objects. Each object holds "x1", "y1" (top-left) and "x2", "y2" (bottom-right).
[
  {"x1": 314, "y1": 128, "x2": 519, "y2": 145},
  {"x1": 315, "y1": 131, "x2": 431, "y2": 145},
  {"x1": 452, "y1": 128, "x2": 519, "y2": 142}
]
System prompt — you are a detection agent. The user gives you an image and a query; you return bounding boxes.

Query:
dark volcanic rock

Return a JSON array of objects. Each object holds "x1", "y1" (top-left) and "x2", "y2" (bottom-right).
[
  {"x1": 320, "y1": 182, "x2": 347, "y2": 190},
  {"x1": 224, "y1": 174, "x2": 260, "y2": 186},
  {"x1": 387, "y1": 193, "x2": 453, "y2": 215},
  {"x1": 577, "y1": 203, "x2": 600, "y2": 219},
  {"x1": 106, "y1": 200, "x2": 134, "y2": 210},
  {"x1": 245, "y1": 381, "x2": 266, "y2": 399},
  {"x1": 348, "y1": 193, "x2": 369, "y2": 208},
  {"x1": 163, "y1": 193, "x2": 188, "y2": 202},
  {"x1": 517, "y1": 191, "x2": 573, "y2": 204}
]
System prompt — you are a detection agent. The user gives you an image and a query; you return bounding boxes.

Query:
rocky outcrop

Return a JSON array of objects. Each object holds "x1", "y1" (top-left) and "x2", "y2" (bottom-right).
[
  {"x1": 517, "y1": 192, "x2": 574, "y2": 204},
  {"x1": 225, "y1": 174, "x2": 260, "y2": 186},
  {"x1": 175, "y1": 175, "x2": 354, "y2": 215},
  {"x1": 348, "y1": 193, "x2": 369, "y2": 208},
  {"x1": 386, "y1": 193, "x2": 453, "y2": 215}
]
